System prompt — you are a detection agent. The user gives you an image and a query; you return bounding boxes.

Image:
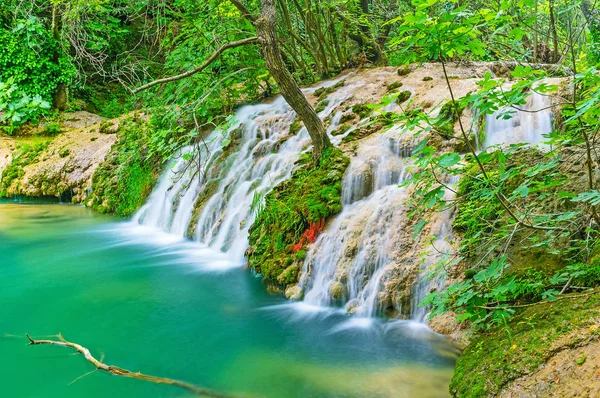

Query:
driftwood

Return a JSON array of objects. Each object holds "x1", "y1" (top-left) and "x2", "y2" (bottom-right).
[{"x1": 26, "y1": 334, "x2": 233, "y2": 398}]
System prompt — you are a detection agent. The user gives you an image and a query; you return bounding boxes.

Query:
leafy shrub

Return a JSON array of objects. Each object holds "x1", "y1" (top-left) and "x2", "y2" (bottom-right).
[
  {"x1": 0, "y1": 78, "x2": 51, "y2": 134},
  {"x1": 0, "y1": 16, "x2": 73, "y2": 103}
]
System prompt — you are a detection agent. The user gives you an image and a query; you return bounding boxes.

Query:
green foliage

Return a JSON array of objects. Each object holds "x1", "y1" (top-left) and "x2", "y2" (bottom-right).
[
  {"x1": 451, "y1": 291, "x2": 600, "y2": 397},
  {"x1": 247, "y1": 148, "x2": 349, "y2": 285},
  {"x1": 0, "y1": 16, "x2": 73, "y2": 102},
  {"x1": 88, "y1": 117, "x2": 163, "y2": 216},
  {"x1": 0, "y1": 78, "x2": 51, "y2": 134}
]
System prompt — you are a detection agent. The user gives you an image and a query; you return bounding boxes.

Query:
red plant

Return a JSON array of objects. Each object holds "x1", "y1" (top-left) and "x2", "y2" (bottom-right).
[{"x1": 292, "y1": 219, "x2": 325, "y2": 252}]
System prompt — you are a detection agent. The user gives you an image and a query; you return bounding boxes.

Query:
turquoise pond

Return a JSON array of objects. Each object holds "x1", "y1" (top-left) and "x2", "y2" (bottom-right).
[{"x1": 0, "y1": 202, "x2": 456, "y2": 397}]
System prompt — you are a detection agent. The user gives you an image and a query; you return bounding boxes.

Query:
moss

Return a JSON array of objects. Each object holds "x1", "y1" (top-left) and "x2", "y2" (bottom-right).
[
  {"x1": 436, "y1": 100, "x2": 464, "y2": 138},
  {"x1": 339, "y1": 112, "x2": 355, "y2": 124},
  {"x1": 314, "y1": 80, "x2": 345, "y2": 101},
  {"x1": 423, "y1": 76, "x2": 433, "y2": 81},
  {"x1": 341, "y1": 122, "x2": 384, "y2": 143},
  {"x1": 186, "y1": 179, "x2": 220, "y2": 238},
  {"x1": 387, "y1": 81, "x2": 403, "y2": 92},
  {"x1": 352, "y1": 103, "x2": 372, "y2": 119},
  {"x1": 42, "y1": 122, "x2": 62, "y2": 136},
  {"x1": 315, "y1": 99, "x2": 330, "y2": 113},
  {"x1": 331, "y1": 124, "x2": 351, "y2": 136},
  {"x1": 87, "y1": 117, "x2": 164, "y2": 217},
  {"x1": 397, "y1": 65, "x2": 411, "y2": 76},
  {"x1": 99, "y1": 120, "x2": 114, "y2": 134},
  {"x1": 451, "y1": 291, "x2": 600, "y2": 397},
  {"x1": 290, "y1": 117, "x2": 303, "y2": 135},
  {"x1": 0, "y1": 140, "x2": 51, "y2": 197},
  {"x1": 397, "y1": 90, "x2": 412, "y2": 104},
  {"x1": 247, "y1": 147, "x2": 350, "y2": 286}
]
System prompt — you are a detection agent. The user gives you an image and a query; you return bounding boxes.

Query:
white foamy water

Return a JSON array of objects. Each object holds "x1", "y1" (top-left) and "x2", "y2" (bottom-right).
[
  {"x1": 129, "y1": 76, "x2": 356, "y2": 266},
  {"x1": 482, "y1": 91, "x2": 553, "y2": 150}
]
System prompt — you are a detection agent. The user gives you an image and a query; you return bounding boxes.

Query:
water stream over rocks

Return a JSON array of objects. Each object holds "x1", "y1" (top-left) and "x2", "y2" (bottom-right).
[{"x1": 131, "y1": 69, "x2": 554, "y2": 323}]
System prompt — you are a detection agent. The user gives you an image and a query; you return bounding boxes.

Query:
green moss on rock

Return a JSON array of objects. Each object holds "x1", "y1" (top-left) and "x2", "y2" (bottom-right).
[
  {"x1": 87, "y1": 117, "x2": 163, "y2": 217},
  {"x1": 451, "y1": 291, "x2": 600, "y2": 397},
  {"x1": 397, "y1": 65, "x2": 411, "y2": 76},
  {"x1": 397, "y1": 90, "x2": 412, "y2": 104},
  {"x1": 0, "y1": 140, "x2": 51, "y2": 197},
  {"x1": 352, "y1": 103, "x2": 372, "y2": 119},
  {"x1": 247, "y1": 148, "x2": 350, "y2": 286},
  {"x1": 387, "y1": 81, "x2": 403, "y2": 92}
]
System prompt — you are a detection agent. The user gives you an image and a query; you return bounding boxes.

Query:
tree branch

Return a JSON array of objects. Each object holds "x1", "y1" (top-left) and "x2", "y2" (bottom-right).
[
  {"x1": 26, "y1": 333, "x2": 233, "y2": 398},
  {"x1": 229, "y1": 0, "x2": 257, "y2": 23},
  {"x1": 132, "y1": 37, "x2": 259, "y2": 94}
]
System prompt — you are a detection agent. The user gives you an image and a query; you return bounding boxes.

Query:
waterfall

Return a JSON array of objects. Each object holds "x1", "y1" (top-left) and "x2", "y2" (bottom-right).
[
  {"x1": 131, "y1": 75, "x2": 355, "y2": 264},
  {"x1": 299, "y1": 127, "x2": 428, "y2": 317},
  {"x1": 482, "y1": 91, "x2": 553, "y2": 150},
  {"x1": 131, "y1": 69, "x2": 555, "y2": 323}
]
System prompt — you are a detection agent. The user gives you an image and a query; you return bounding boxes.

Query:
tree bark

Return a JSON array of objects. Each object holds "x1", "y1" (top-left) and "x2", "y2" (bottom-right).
[
  {"x1": 52, "y1": 4, "x2": 67, "y2": 110},
  {"x1": 240, "y1": 0, "x2": 332, "y2": 161}
]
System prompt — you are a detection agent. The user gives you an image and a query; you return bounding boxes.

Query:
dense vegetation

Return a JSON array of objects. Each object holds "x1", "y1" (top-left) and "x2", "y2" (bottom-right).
[{"x1": 2, "y1": 0, "x2": 600, "y2": 396}]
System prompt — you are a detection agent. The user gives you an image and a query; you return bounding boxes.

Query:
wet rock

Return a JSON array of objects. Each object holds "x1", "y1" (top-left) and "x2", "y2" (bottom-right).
[
  {"x1": 328, "y1": 281, "x2": 345, "y2": 300},
  {"x1": 285, "y1": 285, "x2": 304, "y2": 300}
]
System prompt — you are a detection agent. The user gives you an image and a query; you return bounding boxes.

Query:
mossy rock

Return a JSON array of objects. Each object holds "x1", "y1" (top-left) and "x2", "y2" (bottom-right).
[
  {"x1": 397, "y1": 90, "x2": 412, "y2": 104},
  {"x1": 0, "y1": 140, "x2": 52, "y2": 197},
  {"x1": 290, "y1": 117, "x2": 303, "y2": 135},
  {"x1": 341, "y1": 122, "x2": 384, "y2": 143},
  {"x1": 315, "y1": 99, "x2": 330, "y2": 113},
  {"x1": 314, "y1": 80, "x2": 345, "y2": 101},
  {"x1": 87, "y1": 117, "x2": 164, "y2": 217},
  {"x1": 331, "y1": 124, "x2": 351, "y2": 136},
  {"x1": 352, "y1": 103, "x2": 372, "y2": 119},
  {"x1": 247, "y1": 147, "x2": 350, "y2": 286},
  {"x1": 397, "y1": 65, "x2": 411, "y2": 76},
  {"x1": 387, "y1": 81, "x2": 403, "y2": 92},
  {"x1": 451, "y1": 291, "x2": 600, "y2": 397},
  {"x1": 435, "y1": 100, "x2": 465, "y2": 138}
]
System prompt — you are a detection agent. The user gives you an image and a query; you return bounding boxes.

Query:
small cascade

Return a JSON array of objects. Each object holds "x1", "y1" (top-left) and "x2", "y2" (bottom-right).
[
  {"x1": 410, "y1": 178, "x2": 458, "y2": 321},
  {"x1": 482, "y1": 91, "x2": 553, "y2": 149},
  {"x1": 300, "y1": 127, "x2": 421, "y2": 317},
  {"x1": 132, "y1": 76, "x2": 355, "y2": 264}
]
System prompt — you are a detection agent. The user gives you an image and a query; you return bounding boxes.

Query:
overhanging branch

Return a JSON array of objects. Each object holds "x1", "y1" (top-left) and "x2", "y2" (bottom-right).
[{"x1": 132, "y1": 37, "x2": 259, "y2": 94}]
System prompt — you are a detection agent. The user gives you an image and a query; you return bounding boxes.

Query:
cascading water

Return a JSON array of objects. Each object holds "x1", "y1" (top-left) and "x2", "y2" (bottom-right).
[
  {"x1": 300, "y1": 90, "x2": 554, "y2": 321},
  {"x1": 482, "y1": 90, "x2": 553, "y2": 150},
  {"x1": 132, "y1": 75, "x2": 356, "y2": 265},
  {"x1": 299, "y1": 127, "x2": 423, "y2": 317},
  {"x1": 131, "y1": 67, "x2": 555, "y2": 324}
]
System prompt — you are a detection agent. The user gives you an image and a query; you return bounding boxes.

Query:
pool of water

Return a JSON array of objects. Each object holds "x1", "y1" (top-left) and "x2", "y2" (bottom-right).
[{"x1": 0, "y1": 203, "x2": 456, "y2": 397}]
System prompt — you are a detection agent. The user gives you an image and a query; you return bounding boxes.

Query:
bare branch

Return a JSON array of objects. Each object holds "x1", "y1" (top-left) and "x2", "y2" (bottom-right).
[
  {"x1": 132, "y1": 37, "x2": 259, "y2": 94},
  {"x1": 26, "y1": 334, "x2": 234, "y2": 398}
]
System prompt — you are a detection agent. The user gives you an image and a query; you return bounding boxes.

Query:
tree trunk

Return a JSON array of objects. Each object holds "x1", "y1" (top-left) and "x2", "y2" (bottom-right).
[
  {"x1": 581, "y1": 1, "x2": 600, "y2": 31},
  {"x1": 549, "y1": 0, "x2": 559, "y2": 63},
  {"x1": 52, "y1": 4, "x2": 67, "y2": 111},
  {"x1": 255, "y1": 0, "x2": 331, "y2": 161}
]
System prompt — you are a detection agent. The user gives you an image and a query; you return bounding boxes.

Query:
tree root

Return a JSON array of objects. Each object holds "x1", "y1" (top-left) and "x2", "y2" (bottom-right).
[{"x1": 26, "y1": 333, "x2": 234, "y2": 398}]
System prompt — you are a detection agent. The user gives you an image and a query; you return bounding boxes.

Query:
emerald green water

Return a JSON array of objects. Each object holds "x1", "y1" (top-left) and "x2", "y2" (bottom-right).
[{"x1": 0, "y1": 203, "x2": 456, "y2": 397}]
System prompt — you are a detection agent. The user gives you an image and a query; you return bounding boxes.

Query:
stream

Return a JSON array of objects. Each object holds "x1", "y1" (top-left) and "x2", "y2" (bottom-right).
[{"x1": 0, "y1": 201, "x2": 455, "y2": 397}]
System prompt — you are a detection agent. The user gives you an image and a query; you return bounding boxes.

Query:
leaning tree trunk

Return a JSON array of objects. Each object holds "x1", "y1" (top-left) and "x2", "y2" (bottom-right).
[{"x1": 255, "y1": 0, "x2": 332, "y2": 162}]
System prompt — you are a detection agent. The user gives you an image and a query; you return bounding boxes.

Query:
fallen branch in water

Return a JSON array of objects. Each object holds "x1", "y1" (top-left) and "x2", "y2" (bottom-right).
[{"x1": 25, "y1": 333, "x2": 232, "y2": 398}]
